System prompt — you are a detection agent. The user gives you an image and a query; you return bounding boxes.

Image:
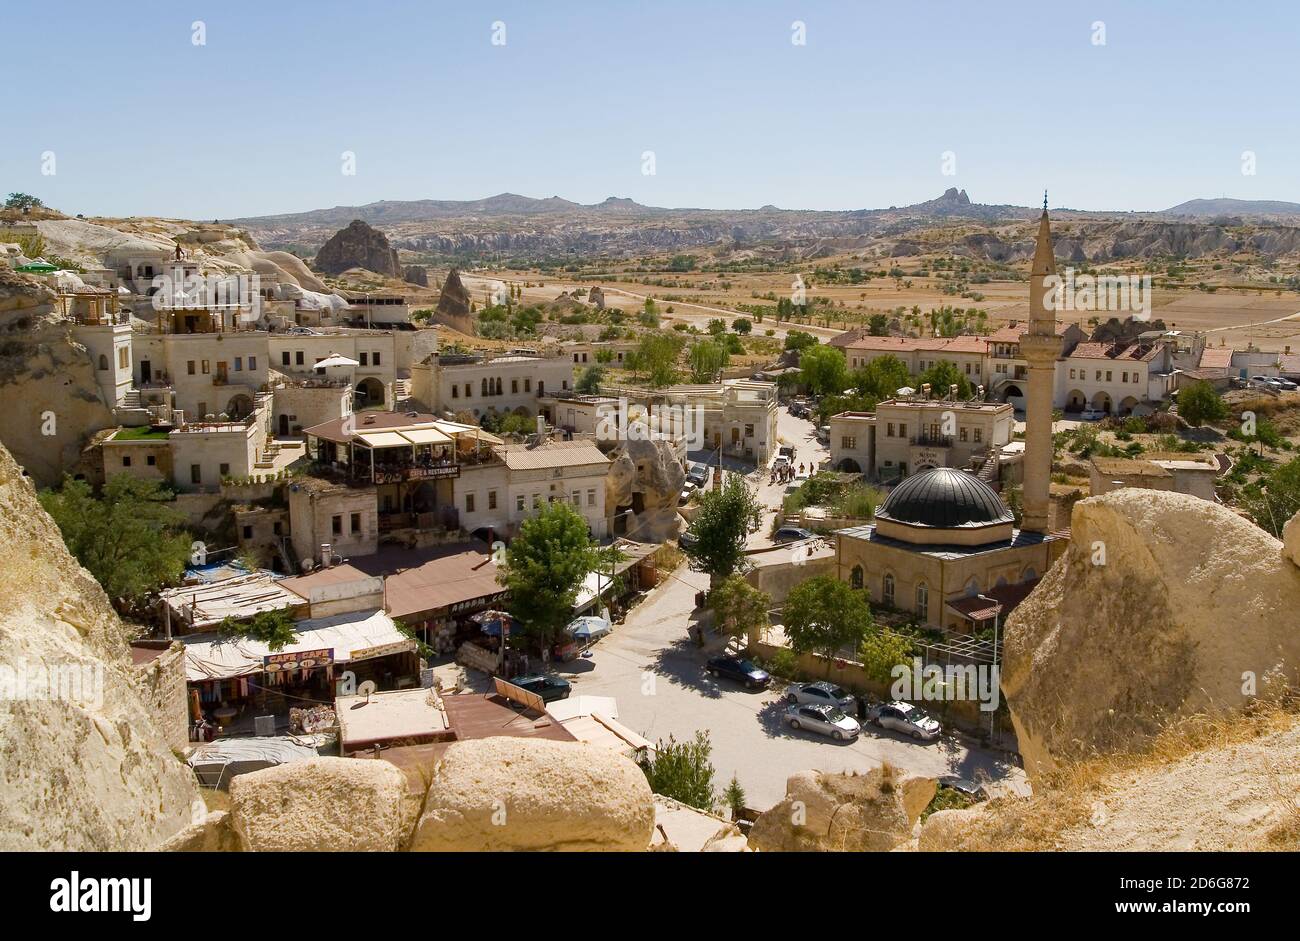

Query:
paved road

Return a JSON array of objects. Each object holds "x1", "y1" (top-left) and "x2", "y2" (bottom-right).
[{"x1": 560, "y1": 558, "x2": 1026, "y2": 810}]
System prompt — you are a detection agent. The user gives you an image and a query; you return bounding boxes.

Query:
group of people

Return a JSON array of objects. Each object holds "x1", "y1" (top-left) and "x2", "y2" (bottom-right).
[{"x1": 770, "y1": 461, "x2": 805, "y2": 485}]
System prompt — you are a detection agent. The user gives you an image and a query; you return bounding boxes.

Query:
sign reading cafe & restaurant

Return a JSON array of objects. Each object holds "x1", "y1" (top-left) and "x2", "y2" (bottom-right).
[{"x1": 263, "y1": 648, "x2": 334, "y2": 673}]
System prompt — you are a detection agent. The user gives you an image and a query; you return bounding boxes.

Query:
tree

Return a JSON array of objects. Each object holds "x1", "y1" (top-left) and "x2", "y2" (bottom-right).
[
  {"x1": 867, "y1": 313, "x2": 889, "y2": 336},
  {"x1": 798, "y1": 344, "x2": 848, "y2": 397},
  {"x1": 627, "y1": 333, "x2": 683, "y2": 388},
  {"x1": 783, "y1": 575, "x2": 874, "y2": 671},
  {"x1": 638, "y1": 298, "x2": 660, "y2": 328},
  {"x1": 683, "y1": 474, "x2": 764, "y2": 583},
  {"x1": 783, "y1": 330, "x2": 818, "y2": 353},
  {"x1": 859, "y1": 630, "x2": 915, "y2": 686},
  {"x1": 38, "y1": 474, "x2": 191, "y2": 611},
  {"x1": 4, "y1": 193, "x2": 43, "y2": 211},
  {"x1": 575, "y1": 364, "x2": 605, "y2": 394},
  {"x1": 1242, "y1": 455, "x2": 1300, "y2": 536},
  {"x1": 723, "y1": 774, "x2": 747, "y2": 819},
  {"x1": 1178, "y1": 380, "x2": 1228, "y2": 426},
  {"x1": 220, "y1": 609, "x2": 297, "y2": 652},
  {"x1": 854, "y1": 354, "x2": 913, "y2": 400},
  {"x1": 707, "y1": 575, "x2": 772, "y2": 640},
  {"x1": 498, "y1": 501, "x2": 602, "y2": 653},
  {"x1": 640, "y1": 731, "x2": 716, "y2": 810},
  {"x1": 731, "y1": 317, "x2": 752, "y2": 335},
  {"x1": 918, "y1": 360, "x2": 972, "y2": 399},
  {"x1": 706, "y1": 318, "x2": 727, "y2": 336},
  {"x1": 687, "y1": 338, "x2": 729, "y2": 383}
]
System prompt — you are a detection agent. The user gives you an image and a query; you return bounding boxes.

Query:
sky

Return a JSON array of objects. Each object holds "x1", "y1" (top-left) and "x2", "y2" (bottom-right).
[{"x1": 4, "y1": 0, "x2": 1298, "y2": 218}]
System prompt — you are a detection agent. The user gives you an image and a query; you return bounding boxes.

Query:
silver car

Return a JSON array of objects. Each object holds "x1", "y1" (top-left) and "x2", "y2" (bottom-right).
[
  {"x1": 785, "y1": 680, "x2": 856, "y2": 713},
  {"x1": 785, "y1": 704, "x2": 860, "y2": 741},
  {"x1": 866, "y1": 701, "x2": 941, "y2": 741}
]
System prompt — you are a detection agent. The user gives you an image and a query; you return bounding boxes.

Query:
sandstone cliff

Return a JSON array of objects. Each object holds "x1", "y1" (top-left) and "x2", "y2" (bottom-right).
[
  {"x1": 0, "y1": 442, "x2": 200, "y2": 850},
  {"x1": 312, "y1": 219, "x2": 401, "y2": 277}
]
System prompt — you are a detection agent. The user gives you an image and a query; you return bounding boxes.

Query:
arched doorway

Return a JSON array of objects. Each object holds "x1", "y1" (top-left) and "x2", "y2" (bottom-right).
[
  {"x1": 356, "y1": 377, "x2": 385, "y2": 408},
  {"x1": 1091, "y1": 390, "x2": 1113, "y2": 414},
  {"x1": 836, "y1": 458, "x2": 862, "y2": 474},
  {"x1": 1118, "y1": 396, "x2": 1139, "y2": 416},
  {"x1": 1066, "y1": 389, "x2": 1086, "y2": 411},
  {"x1": 1001, "y1": 384, "x2": 1025, "y2": 411},
  {"x1": 226, "y1": 394, "x2": 254, "y2": 421}
]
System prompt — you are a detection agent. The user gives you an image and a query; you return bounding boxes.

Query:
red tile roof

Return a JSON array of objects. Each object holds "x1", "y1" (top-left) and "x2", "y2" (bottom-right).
[
  {"x1": 845, "y1": 335, "x2": 989, "y2": 354},
  {"x1": 1199, "y1": 348, "x2": 1233, "y2": 369}
]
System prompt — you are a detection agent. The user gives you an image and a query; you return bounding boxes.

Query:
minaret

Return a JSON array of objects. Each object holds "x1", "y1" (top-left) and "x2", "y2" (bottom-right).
[{"x1": 1019, "y1": 192, "x2": 1058, "y2": 534}]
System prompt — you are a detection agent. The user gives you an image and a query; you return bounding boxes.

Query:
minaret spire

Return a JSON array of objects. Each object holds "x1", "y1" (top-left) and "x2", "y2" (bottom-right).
[{"x1": 1020, "y1": 198, "x2": 1058, "y2": 535}]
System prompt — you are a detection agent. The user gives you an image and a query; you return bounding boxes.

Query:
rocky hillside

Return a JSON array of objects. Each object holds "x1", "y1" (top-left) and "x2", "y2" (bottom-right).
[
  {"x1": 311, "y1": 219, "x2": 402, "y2": 277},
  {"x1": 0, "y1": 441, "x2": 199, "y2": 850}
]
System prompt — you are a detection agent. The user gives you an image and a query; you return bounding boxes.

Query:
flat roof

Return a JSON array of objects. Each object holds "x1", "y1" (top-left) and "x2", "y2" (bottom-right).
[
  {"x1": 336, "y1": 688, "x2": 451, "y2": 749},
  {"x1": 160, "y1": 572, "x2": 307, "y2": 629},
  {"x1": 501, "y1": 439, "x2": 609, "y2": 470},
  {"x1": 442, "y1": 692, "x2": 576, "y2": 743}
]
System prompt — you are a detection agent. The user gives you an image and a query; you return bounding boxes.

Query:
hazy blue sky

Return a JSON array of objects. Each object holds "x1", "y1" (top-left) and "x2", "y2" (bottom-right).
[{"x1": 4, "y1": 0, "x2": 1296, "y2": 218}]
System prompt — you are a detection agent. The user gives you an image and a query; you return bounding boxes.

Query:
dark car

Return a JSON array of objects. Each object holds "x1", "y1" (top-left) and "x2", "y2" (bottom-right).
[
  {"x1": 706, "y1": 655, "x2": 771, "y2": 690},
  {"x1": 773, "y1": 526, "x2": 816, "y2": 544},
  {"x1": 938, "y1": 776, "x2": 989, "y2": 802},
  {"x1": 510, "y1": 674, "x2": 572, "y2": 703},
  {"x1": 679, "y1": 530, "x2": 699, "y2": 550}
]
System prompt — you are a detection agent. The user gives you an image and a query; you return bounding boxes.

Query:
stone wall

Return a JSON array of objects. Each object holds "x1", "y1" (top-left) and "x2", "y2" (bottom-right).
[{"x1": 132, "y1": 641, "x2": 191, "y2": 753}]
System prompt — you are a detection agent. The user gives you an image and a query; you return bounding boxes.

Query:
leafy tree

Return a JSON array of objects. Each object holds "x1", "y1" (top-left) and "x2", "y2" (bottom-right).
[
  {"x1": 859, "y1": 630, "x2": 915, "y2": 686},
  {"x1": 4, "y1": 192, "x2": 42, "y2": 211},
  {"x1": 638, "y1": 298, "x2": 660, "y2": 328},
  {"x1": 918, "y1": 360, "x2": 972, "y2": 399},
  {"x1": 38, "y1": 474, "x2": 191, "y2": 611},
  {"x1": 1242, "y1": 456, "x2": 1300, "y2": 536},
  {"x1": 684, "y1": 474, "x2": 764, "y2": 583},
  {"x1": 723, "y1": 774, "x2": 747, "y2": 819},
  {"x1": 783, "y1": 575, "x2": 874, "y2": 671},
  {"x1": 687, "y1": 338, "x2": 729, "y2": 382},
  {"x1": 1178, "y1": 380, "x2": 1228, "y2": 426},
  {"x1": 798, "y1": 344, "x2": 848, "y2": 397},
  {"x1": 219, "y1": 609, "x2": 297, "y2": 652},
  {"x1": 783, "y1": 330, "x2": 818, "y2": 353},
  {"x1": 867, "y1": 313, "x2": 889, "y2": 336},
  {"x1": 627, "y1": 333, "x2": 683, "y2": 388},
  {"x1": 853, "y1": 354, "x2": 913, "y2": 400},
  {"x1": 575, "y1": 364, "x2": 605, "y2": 394},
  {"x1": 706, "y1": 318, "x2": 727, "y2": 336},
  {"x1": 707, "y1": 575, "x2": 772, "y2": 640},
  {"x1": 640, "y1": 731, "x2": 716, "y2": 810},
  {"x1": 731, "y1": 317, "x2": 752, "y2": 335},
  {"x1": 498, "y1": 501, "x2": 602, "y2": 653}
]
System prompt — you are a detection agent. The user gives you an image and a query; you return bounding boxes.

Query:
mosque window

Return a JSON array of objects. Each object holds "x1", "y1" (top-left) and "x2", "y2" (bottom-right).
[
  {"x1": 916, "y1": 582, "x2": 929, "y2": 621},
  {"x1": 883, "y1": 574, "x2": 895, "y2": 606},
  {"x1": 850, "y1": 566, "x2": 863, "y2": 590}
]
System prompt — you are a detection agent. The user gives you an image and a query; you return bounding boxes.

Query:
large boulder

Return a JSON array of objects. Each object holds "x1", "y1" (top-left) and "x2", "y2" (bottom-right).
[
  {"x1": 229, "y1": 757, "x2": 408, "y2": 852},
  {"x1": 604, "y1": 437, "x2": 685, "y2": 543},
  {"x1": 410, "y1": 738, "x2": 655, "y2": 851},
  {"x1": 1283, "y1": 509, "x2": 1300, "y2": 569},
  {"x1": 312, "y1": 219, "x2": 401, "y2": 277},
  {"x1": 747, "y1": 765, "x2": 931, "y2": 852},
  {"x1": 1003, "y1": 490, "x2": 1300, "y2": 778},
  {"x1": 432, "y1": 268, "x2": 473, "y2": 334},
  {"x1": 403, "y1": 265, "x2": 429, "y2": 287},
  {"x1": 0, "y1": 442, "x2": 200, "y2": 850}
]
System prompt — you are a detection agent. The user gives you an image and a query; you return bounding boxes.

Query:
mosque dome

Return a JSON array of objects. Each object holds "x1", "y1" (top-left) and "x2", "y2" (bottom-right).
[{"x1": 875, "y1": 467, "x2": 1014, "y2": 530}]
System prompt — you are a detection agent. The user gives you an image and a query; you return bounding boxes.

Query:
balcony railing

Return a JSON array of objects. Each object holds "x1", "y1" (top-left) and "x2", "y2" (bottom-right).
[{"x1": 909, "y1": 434, "x2": 954, "y2": 448}]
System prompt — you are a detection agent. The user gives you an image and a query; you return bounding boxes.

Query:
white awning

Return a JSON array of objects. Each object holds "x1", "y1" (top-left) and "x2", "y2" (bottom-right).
[
  {"x1": 315, "y1": 353, "x2": 360, "y2": 368},
  {"x1": 357, "y1": 431, "x2": 410, "y2": 449},
  {"x1": 400, "y1": 427, "x2": 453, "y2": 446}
]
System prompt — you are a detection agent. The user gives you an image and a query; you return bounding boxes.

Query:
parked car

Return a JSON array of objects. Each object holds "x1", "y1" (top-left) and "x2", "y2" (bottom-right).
[
  {"x1": 510, "y1": 674, "x2": 572, "y2": 703},
  {"x1": 678, "y1": 482, "x2": 697, "y2": 505},
  {"x1": 785, "y1": 680, "x2": 856, "y2": 712},
  {"x1": 678, "y1": 530, "x2": 699, "y2": 550},
  {"x1": 686, "y1": 462, "x2": 711, "y2": 488},
  {"x1": 778, "y1": 444, "x2": 797, "y2": 462},
  {"x1": 1079, "y1": 407, "x2": 1105, "y2": 421},
  {"x1": 1272, "y1": 377, "x2": 1298, "y2": 391},
  {"x1": 773, "y1": 526, "x2": 816, "y2": 544},
  {"x1": 785, "y1": 703, "x2": 861, "y2": 740},
  {"x1": 815, "y1": 425, "x2": 830, "y2": 443},
  {"x1": 705, "y1": 655, "x2": 771, "y2": 689},
  {"x1": 865, "y1": 700, "x2": 941, "y2": 741}
]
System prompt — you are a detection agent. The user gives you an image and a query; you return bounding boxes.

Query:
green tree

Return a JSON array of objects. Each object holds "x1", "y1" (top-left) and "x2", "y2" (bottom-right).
[
  {"x1": 575, "y1": 364, "x2": 605, "y2": 394},
  {"x1": 798, "y1": 344, "x2": 848, "y2": 397},
  {"x1": 687, "y1": 338, "x2": 729, "y2": 383},
  {"x1": 854, "y1": 354, "x2": 913, "y2": 400},
  {"x1": 219, "y1": 609, "x2": 297, "y2": 652},
  {"x1": 4, "y1": 192, "x2": 43, "y2": 211},
  {"x1": 707, "y1": 575, "x2": 772, "y2": 640},
  {"x1": 628, "y1": 333, "x2": 684, "y2": 388},
  {"x1": 731, "y1": 317, "x2": 752, "y2": 335},
  {"x1": 867, "y1": 313, "x2": 889, "y2": 336},
  {"x1": 638, "y1": 298, "x2": 660, "y2": 328},
  {"x1": 38, "y1": 474, "x2": 191, "y2": 611},
  {"x1": 783, "y1": 575, "x2": 874, "y2": 672},
  {"x1": 684, "y1": 474, "x2": 764, "y2": 583},
  {"x1": 1178, "y1": 380, "x2": 1228, "y2": 426},
  {"x1": 918, "y1": 360, "x2": 972, "y2": 399},
  {"x1": 707, "y1": 318, "x2": 727, "y2": 336},
  {"x1": 640, "y1": 731, "x2": 716, "y2": 810},
  {"x1": 498, "y1": 501, "x2": 602, "y2": 653},
  {"x1": 1242, "y1": 456, "x2": 1300, "y2": 536},
  {"x1": 723, "y1": 774, "x2": 747, "y2": 819},
  {"x1": 859, "y1": 630, "x2": 915, "y2": 686},
  {"x1": 783, "y1": 329, "x2": 818, "y2": 353}
]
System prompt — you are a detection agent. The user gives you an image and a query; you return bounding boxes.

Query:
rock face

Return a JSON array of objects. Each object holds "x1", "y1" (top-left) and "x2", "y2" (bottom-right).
[
  {"x1": 410, "y1": 738, "x2": 655, "y2": 851},
  {"x1": 604, "y1": 437, "x2": 685, "y2": 543},
  {"x1": 588, "y1": 286, "x2": 605, "y2": 309},
  {"x1": 0, "y1": 269, "x2": 116, "y2": 487},
  {"x1": 1003, "y1": 490, "x2": 1300, "y2": 777},
  {"x1": 403, "y1": 265, "x2": 429, "y2": 287},
  {"x1": 0, "y1": 442, "x2": 200, "y2": 850},
  {"x1": 748, "y1": 765, "x2": 932, "y2": 852},
  {"x1": 312, "y1": 219, "x2": 401, "y2": 277},
  {"x1": 1283, "y1": 509, "x2": 1300, "y2": 569},
  {"x1": 229, "y1": 757, "x2": 408, "y2": 852},
  {"x1": 432, "y1": 267, "x2": 473, "y2": 334}
]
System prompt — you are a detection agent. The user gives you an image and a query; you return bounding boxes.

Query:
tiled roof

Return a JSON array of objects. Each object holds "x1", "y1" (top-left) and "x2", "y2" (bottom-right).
[
  {"x1": 500, "y1": 439, "x2": 609, "y2": 470},
  {"x1": 986, "y1": 322, "x2": 1072, "y2": 343},
  {"x1": 845, "y1": 335, "x2": 989, "y2": 354},
  {"x1": 1199, "y1": 348, "x2": 1233, "y2": 369}
]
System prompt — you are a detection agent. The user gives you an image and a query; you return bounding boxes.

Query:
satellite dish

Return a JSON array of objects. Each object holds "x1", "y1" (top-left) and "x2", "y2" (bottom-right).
[{"x1": 357, "y1": 680, "x2": 378, "y2": 697}]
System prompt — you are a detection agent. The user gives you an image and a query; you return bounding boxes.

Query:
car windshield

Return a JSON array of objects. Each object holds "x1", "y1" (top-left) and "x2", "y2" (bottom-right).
[
  {"x1": 825, "y1": 708, "x2": 846, "y2": 721},
  {"x1": 828, "y1": 686, "x2": 848, "y2": 698},
  {"x1": 736, "y1": 660, "x2": 758, "y2": 672},
  {"x1": 904, "y1": 705, "x2": 932, "y2": 723}
]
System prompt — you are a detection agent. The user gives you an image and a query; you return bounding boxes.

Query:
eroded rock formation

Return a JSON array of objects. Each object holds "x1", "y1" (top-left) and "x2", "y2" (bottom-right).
[
  {"x1": 312, "y1": 219, "x2": 401, "y2": 277},
  {"x1": 433, "y1": 267, "x2": 473, "y2": 334},
  {"x1": 605, "y1": 437, "x2": 685, "y2": 543}
]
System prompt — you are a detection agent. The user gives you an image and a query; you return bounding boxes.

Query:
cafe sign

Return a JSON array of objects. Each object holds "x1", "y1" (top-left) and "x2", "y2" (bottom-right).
[{"x1": 264, "y1": 647, "x2": 334, "y2": 673}]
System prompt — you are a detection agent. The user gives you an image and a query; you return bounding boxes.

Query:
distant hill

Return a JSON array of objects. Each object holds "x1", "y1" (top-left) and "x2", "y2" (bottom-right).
[{"x1": 1163, "y1": 197, "x2": 1300, "y2": 218}]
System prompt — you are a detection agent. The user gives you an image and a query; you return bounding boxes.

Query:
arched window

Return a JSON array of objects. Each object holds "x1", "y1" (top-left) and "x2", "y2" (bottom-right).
[
  {"x1": 850, "y1": 565, "x2": 863, "y2": 590},
  {"x1": 964, "y1": 577, "x2": 980, "y2": 597},
  {"x1": 1021, "y1": 566, "x2": 1037, "y2": 583},
  {"x1": 98, "y1": 354, "x2": 108, "y2": 370},
  {"x1": 495, "y1": 377, "x2": 503, "y2": 395},
  {"x1": 481, "y1": 378, "x2": 489, "y2": 396},
  {"x1": 882, "y1": 573, "x2": 895, "y2": 607},
  {"x1": 916, "y1": 582, "x2": 929, "y2": 622}
]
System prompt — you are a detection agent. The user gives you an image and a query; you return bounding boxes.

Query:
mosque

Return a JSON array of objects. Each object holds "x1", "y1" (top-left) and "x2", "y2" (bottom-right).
[{"x1": 833, "y1": 200, "x2": 1068, "y2": 635}]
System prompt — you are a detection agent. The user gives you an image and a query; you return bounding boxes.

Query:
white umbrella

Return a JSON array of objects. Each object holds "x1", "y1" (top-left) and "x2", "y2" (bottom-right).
[
  {"x1": 315, "y1": 353, "x2": 360, "y2": 369},
  {"x1": 896, "y1": 386, "x2": 916, "y2": 396}
]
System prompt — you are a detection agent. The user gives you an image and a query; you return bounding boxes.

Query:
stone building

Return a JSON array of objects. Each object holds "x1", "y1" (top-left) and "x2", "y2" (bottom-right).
[
  {"x1": 410, "y1": 351, "x2": 575, "y2": 422},
  {"x1": 830, "y1": 397, "x2": 1013, "y2": 480}
]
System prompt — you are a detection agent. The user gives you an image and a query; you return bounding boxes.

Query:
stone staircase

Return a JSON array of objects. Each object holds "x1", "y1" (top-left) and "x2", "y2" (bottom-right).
[
  {"x1": 976, "y1": 451, "x2": 999, "y2": 482},
  {"x1": 121, "y1": 389, "x2": 141, "y2": 408}
]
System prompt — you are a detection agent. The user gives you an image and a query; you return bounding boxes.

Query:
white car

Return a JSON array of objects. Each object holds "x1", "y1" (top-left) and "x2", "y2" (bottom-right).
[
  {"x1": 785, "y1": 680, "x2": 856, "y2": 712},
  {"x1": 866, "y1": 701, "x2": 942, "y2": 741},
  {"x1": 785, "y1": 704, "x2": 861, "y2": 741},
  {"x1": 1079, "y1": 407, "x2": 1105, "y2": 421}
]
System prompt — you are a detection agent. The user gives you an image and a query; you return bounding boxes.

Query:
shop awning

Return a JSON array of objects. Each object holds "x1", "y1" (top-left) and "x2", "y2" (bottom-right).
[
  {"x1": 357, "y1": 431, "x2": 410, "y2": 449},
  {"x1": 400, "y1": 427, "x2": 453, "y2": 446}
]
